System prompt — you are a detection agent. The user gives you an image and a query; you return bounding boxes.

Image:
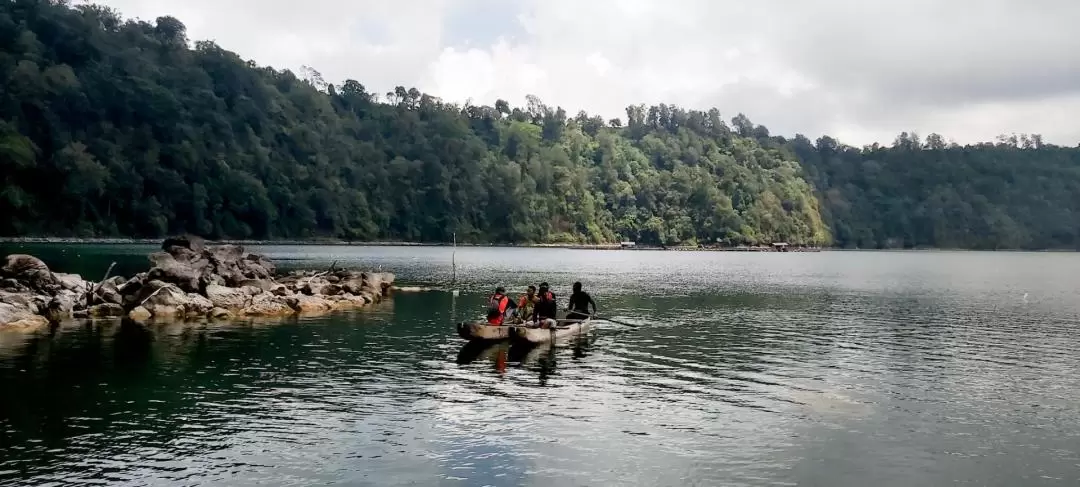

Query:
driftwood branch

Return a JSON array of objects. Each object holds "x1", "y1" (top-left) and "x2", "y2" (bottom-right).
[
  {"x1": 99, "y1": 261, "x2": 117, "y2": 284},
  {"x1": 83, "y1": 261, "x2": 117, "y2": 308},
  {"x1": 82, "y1": 281, "x2": 93, "y2": 308},
  {"x1": 139, "y1": 285, "x2": 175, "y2": 307},
  {"x1": 300, "y1": 270, "x2": 330, "y2": 289}
]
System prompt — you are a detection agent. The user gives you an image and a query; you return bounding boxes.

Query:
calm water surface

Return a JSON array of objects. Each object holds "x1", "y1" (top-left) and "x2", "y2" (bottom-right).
[{"x1": 2, "y1": 245, "x2": 1080, "y2": 486}]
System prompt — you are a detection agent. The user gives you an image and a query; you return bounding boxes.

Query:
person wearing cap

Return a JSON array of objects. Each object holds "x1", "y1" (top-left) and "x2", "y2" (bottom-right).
[{"x1": 486, "y1": 286, "x2": 516, "y2": 325}]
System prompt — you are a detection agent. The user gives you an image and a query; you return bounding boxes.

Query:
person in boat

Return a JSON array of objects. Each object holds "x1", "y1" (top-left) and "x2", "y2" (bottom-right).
[
  {"x1": 566, "y1": 281, "x2": 596, "y2": 321},
  {"x1": 486, "y1": 286, "x2": 517, "y2": 326},
  {"x1": 516, "y1": 285, "x2": 537, "y2": 322},
  {"x1": 534, "y1": 282, "x2": 558, "y2": 327}
]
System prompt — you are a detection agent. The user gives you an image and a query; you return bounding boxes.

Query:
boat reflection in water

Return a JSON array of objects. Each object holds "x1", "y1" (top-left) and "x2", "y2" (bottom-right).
[{"x1": 455, "y1": 332, "x2": 595, "y2": 386}]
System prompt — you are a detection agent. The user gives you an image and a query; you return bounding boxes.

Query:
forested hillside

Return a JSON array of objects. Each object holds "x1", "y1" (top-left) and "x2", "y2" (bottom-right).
[
  {"x1": 0, "y1": 0, "x2": 827, "y2": 246},
  {"x1": 2, "y1": 0, "x2": 1079, "y2": 249},
  {"x1": 789, "y1": 134, "x2": 1080, "y2": 249}
]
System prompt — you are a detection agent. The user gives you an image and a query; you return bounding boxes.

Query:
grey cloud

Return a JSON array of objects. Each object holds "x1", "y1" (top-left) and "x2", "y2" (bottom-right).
[
  {"x1": 692, "y1": 82, "x2": 852, "y2": 143},
  {"x1": 441, "y1": 0, "x2": 525, "y2": 48},
  {"x1": 95, "y1": 0, "x2": 1080, "y2": 145},
  {"x1": 766, "y1": 0, "x2": 1080, "y2": 107}
]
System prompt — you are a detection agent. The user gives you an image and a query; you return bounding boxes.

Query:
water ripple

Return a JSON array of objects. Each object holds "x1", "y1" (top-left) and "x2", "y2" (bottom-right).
[{"x1": 3, "y1": 249, "x2": 1080, "y2": 485}]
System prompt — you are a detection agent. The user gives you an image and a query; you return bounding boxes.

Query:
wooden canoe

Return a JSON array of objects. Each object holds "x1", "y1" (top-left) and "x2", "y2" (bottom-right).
[
  {"x1": 456, "y1": 320, "x2": 514, "y2": 341},
  {"x1": 513, "y1": 318, "x2": 592, "y2": 344}
]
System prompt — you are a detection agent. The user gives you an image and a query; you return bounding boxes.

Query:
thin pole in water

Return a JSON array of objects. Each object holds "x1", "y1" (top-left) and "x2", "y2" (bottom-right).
[{"x1": 451, "y1": 232, "x2": 459, "y2": 322}]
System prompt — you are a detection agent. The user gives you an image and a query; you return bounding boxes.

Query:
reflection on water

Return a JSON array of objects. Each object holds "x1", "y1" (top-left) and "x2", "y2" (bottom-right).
[{"x1": 2, "y1": 246, "x2": 1080, "y2": 485}]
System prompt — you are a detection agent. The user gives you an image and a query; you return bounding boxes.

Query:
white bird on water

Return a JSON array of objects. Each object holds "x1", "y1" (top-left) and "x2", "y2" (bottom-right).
[{"x1": 1023, "y1": 292, "x2": 1029, "y2": 303}]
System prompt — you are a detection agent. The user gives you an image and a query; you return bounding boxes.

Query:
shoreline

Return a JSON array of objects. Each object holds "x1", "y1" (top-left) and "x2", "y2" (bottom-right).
[
  {"x1": 0, "y1": 237, "x2": 1076, "y2": 252},
  {"x1": 0, "y1": 237, "x2": 818, "y2": 252}
]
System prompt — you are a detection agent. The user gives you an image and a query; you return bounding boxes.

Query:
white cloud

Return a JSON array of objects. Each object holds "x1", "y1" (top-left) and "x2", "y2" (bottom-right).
[{"x1": 93, "y1": 0, "x2": 1080, "y2": 146}]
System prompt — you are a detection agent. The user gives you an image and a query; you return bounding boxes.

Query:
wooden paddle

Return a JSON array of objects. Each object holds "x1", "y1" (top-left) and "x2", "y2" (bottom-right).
[{"x1": 571, "y1": 312, "x2": 640, "y2": 327}]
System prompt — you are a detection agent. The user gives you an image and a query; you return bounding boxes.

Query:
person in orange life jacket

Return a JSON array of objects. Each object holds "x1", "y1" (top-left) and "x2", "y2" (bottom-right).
[
  {"x1": 486, "y1": 286, "x2": 517, "y2": 325},
  {"x1": 534, "y1": 282, "x2": 558, "y2": 327}
]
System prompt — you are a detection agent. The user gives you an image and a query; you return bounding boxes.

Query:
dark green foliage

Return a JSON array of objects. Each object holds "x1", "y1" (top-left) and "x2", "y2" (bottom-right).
[
  {"x1": 8, "y1": 1, "x2": 1078, "y2": 250},
  {"x1": 0, "y1": 0, "x2": 829, "y2": 245},
  {"x1": 790, "y1": 133, "x2": 1080, "y2": 249}
]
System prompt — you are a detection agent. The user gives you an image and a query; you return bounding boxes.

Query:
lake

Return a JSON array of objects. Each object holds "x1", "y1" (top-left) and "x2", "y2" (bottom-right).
[{"x1": 2, "y1": 244, "x2": 1080, "y2": 486}]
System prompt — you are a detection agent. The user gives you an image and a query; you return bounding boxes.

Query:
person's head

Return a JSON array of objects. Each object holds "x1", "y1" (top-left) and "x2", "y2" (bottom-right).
[
  {"x1": 495, "y1": 286, "x2": 505, "y2": 295},
  {"x1": 539, "y1": 282, "x2": 549, "y2": 293},
  {"x1": 572, "y1": 281, "x2": 582, "y2": 293},
  {"x1": 526, "y1": 285, "x2": 536, "y2": 296}
]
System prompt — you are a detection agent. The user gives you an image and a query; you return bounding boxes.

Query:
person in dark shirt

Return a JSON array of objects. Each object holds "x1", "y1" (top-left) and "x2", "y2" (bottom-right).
[
  {"x1": 566, "y1": 281, "x2": 596, "y2": 321},
  {"x1": 534, "y1": 282, "x2": 558, "y2": 326}
]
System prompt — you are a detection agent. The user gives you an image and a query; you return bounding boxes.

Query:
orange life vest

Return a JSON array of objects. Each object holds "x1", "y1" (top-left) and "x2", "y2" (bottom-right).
[
  {"x1": 518, "y1": 294, "x2": 535, "y2": 318},
  {"x1": 487, "y1": 293, "x2": 509, "y2": 325}
]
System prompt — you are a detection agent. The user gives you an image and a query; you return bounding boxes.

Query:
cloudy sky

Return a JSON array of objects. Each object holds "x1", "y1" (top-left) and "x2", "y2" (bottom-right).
[{"x1": 95, "y1": 0, "x2": 1080, "y2": 146}]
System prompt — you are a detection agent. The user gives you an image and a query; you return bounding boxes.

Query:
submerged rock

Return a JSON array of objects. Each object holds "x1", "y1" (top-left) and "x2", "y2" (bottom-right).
[
  {"x1": 128, "y1": 306, "x2": 152, "y2": 322},
  {"x1": 88, "y1": 303, "x2": 124, "y2": 318}
]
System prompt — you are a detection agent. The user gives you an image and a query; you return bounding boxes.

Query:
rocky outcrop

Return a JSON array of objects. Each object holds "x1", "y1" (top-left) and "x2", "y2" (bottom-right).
[
  {"x1": 44, "y1": 291, "x2": 78, "y2": 322},
  {"x1": 54, "y1": 273, "x2": 87, "y2": 292},
  {"x1": 1, "y1": 254, "x2": 60, "y2": 293},
  {"x1": 0, "y1": 236, "x2": 396, "y2": 327},
  {"x1": 0, "y1": 302, "x2": 49, "y2": 328},
  {"x1": 144, "y1": 240, "x2": 276, "y2": 293},
  {"x1": 88, "y1": 303, "x2": 125, "y2": 318}
]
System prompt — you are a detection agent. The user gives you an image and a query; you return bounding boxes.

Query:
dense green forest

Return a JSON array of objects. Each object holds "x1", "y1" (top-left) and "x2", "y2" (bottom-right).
[
  {"x1": 1, "y1": 0, "x2": 1078, "y2": 249},
  {"x1": 791, "y1": 133, "x2": 1080, "y2": 249}
]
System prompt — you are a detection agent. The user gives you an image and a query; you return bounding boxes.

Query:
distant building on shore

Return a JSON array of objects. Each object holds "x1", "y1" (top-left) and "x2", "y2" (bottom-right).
[{"x1": 620, "y1": 241, "x2": 636, "y2": 248}]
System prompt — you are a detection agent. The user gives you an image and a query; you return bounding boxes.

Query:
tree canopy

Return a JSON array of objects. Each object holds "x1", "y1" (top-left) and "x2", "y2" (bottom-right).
[
  {"x1": 789, "y1": 132, "x2": 1080, "y2": 249},
  {"x1": 1, "y1": 0, "x2": 1078, "y2": 249}
]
